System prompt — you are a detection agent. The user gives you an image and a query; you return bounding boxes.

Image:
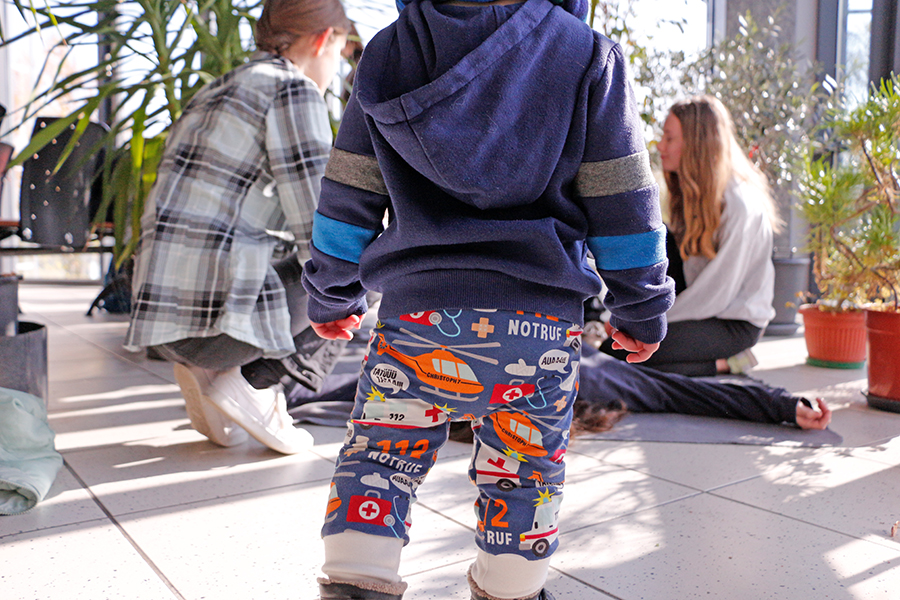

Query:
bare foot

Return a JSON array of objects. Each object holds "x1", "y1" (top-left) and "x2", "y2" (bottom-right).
[{"x1": 796, "y1": 397, "x2": 832, "y2": 430}]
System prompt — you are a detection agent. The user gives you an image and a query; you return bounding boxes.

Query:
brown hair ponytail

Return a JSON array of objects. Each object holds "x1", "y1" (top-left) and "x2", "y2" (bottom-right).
[{"x1": 256, "y1": 0, "x2": 352, "y2": 56}]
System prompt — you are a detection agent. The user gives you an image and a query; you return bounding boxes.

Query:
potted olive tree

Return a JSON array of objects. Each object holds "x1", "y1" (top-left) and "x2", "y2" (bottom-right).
[
  {"x1": 637, "y1": 11, "x2": 835, "y2": 334},
  {"x1": 796, "y1": 76, "x2": 900, "y2": 409}
]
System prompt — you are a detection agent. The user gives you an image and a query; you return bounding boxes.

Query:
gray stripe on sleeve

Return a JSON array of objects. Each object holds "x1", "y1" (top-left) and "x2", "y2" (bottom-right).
[
  {"x1": 575, "y1": 150, "x2": 656, "y2": 198},
  {"x1": 324, "y1": 148, "x2": 388, "y2": 196}
]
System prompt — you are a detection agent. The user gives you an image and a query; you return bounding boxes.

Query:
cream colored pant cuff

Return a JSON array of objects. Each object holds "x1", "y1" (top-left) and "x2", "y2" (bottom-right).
[
  {"x1": 470, "y1": 550, "x2": 550, "y2": 599},
  {"x1": 322, "y1": 530, "x2": 404, "y2": 585}
]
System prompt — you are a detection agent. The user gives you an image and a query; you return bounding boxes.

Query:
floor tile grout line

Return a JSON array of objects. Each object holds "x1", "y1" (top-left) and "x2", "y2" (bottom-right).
[
  {"x1": 415, "y1": 483, "x2": 705, "y2": 539},
  {"x1": 570, "y1": 449, "x2": 769, "y2": 495},
  {"x1": 546, "y1": 566, "x2": 626, "y2": 600},
  {"x1": 558, "y1": 486, "x2": 900, "y2": 561},
  {"x1": 413, "y1": 499, "x2": 477, "y2": 534},
  {"x1": 397, "y1": 546, "x2": 624, "y2": 599},
  {"x1": 696, "y1": 472, "x2": 770, "y2": 494},
  {"x1": 399, "y1": 555, "x2": 473, "y2": 579},
  {"x1": 62, "y1": 459, "x2": 187, "y2": 600},
  {"x1": 24, "y1": 306, "x2": 134, "y2": 355},
  {"x1": 704, "y1": 488, "x2": 900, "y2": 553},
  {"x1": 29, "y1": 307, "x2": 177, "y2": 389},
  {"x1": 560, "y1": 490, "x2": 705, "y2": 538},
  {"x1": 54, "y1": 465, "x2": 338, "y2": 521},
  {"x1": 615, "y1": 466, "x2": 762, "y2": 493},
  {"x1": 0, "y1": 516, "x2": 112, "y2": 541},
  {"x1": 848, "y1": 449, "x2": 900, "y2": 468},
  {"x1": 855, "y1": 433, "x2": 900, "y2": 448},
  {"x1": 559, "y1": 476, "x2": 900, "y2": 554},
  {"x1": 24, "y1": 289, "x2": 898, "y2": 596}
]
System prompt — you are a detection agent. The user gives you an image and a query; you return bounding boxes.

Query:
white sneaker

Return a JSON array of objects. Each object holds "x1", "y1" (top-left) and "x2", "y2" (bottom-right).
[
  {"x1": 206, "y1": 367, "x2": 313, "y2": 454},
  {"x1": 173, "y1": 363, "x2": 249, "y2": 447},
  {"x1": 726, "y1": 348, "x2": 759, "y2": 374}
]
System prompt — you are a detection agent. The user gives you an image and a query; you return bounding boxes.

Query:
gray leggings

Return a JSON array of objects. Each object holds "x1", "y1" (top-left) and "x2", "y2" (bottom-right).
[{"x1": 599, "y1": 318, "x2": 762, "y2": 377}]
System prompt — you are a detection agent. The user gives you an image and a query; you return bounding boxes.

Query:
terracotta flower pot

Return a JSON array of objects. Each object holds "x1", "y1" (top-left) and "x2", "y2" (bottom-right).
[
  {"x1": 865, "y1": 309, "x2": 900, "y2": 412},
  {"x1": 799, "y1": 304, "x2": 867, "y2": 369}
]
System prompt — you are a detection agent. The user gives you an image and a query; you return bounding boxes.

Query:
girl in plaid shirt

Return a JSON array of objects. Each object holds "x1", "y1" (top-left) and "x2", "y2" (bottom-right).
[{"x1": 125, "y1": 0, "x2": 350, "y2": 455}]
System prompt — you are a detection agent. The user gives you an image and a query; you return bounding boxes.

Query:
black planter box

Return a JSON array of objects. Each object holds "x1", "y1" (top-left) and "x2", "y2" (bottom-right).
[
  {"x1": 0, "y1": 321, "x2": 48, "y2": 403},
  {"x1": 0, "y1": 273, "x2": 17, "y2": 336}
]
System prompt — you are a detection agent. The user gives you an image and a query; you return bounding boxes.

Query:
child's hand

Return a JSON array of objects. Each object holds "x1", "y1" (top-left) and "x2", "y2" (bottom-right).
[
  {"x1": 610, "y1": 328, "x2": 660, "y2": 363},
  {"x1": 311, "y1": 314, "x2": 363, "y2": 340},
  {"x1": 795, "y1": 397, "x2": 832, "y2": 430}
]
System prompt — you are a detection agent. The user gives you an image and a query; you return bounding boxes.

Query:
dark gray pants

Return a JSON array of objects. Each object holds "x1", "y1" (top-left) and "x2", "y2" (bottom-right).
[
  {"x1": 152, "y1": 254, "x2": 347, "y2": 392},
  {"x1": 599, "y1": 317, "x2": 762, "y2": 376}
]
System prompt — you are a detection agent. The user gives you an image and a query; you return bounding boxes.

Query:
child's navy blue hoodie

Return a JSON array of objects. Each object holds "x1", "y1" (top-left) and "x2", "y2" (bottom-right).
[{"x1": 302, "y1": 0, "x2": 675, "y2": 344}]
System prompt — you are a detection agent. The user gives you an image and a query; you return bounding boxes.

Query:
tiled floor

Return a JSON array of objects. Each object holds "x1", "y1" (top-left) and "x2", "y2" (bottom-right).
[{"x1": 2, "y1": 284, "x2": 900, "y2": 599}]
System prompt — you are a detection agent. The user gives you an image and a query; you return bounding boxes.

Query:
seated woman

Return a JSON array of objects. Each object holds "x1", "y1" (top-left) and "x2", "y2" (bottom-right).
[{"x1": 600, "y1": 95, "x2": 780, "y2": 376}]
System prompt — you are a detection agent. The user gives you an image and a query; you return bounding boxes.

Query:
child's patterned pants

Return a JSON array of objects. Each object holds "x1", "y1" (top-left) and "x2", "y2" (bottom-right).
[{"x1": 321, "y1": 309, "x2": 582, "y2": 568}]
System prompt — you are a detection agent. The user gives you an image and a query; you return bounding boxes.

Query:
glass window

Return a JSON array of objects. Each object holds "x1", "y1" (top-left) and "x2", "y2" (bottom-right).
[
  {"x1": 440, "y1": 359, "x2": 458, "y2": 378},
  {"x1": 842, "y1": 0, "x2": 873, "y2": 105},
  {"x1": 457, "y1": 363, "x2": 477, "y2": 382},
  {"x1": 512, "y1": 420, "x2": 527, "y2": 439},
  {"x1": 529, "y1": 426, "x2": 543, "y2": 447}
]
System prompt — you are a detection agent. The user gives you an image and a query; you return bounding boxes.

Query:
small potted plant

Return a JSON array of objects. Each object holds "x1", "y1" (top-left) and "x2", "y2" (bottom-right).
[{"x1": 796, "y1": 76, "x2": 900, "y2": 409}]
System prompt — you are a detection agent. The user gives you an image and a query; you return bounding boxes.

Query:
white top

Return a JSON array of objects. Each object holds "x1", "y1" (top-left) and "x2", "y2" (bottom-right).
[{"x1": 665, "y1": 177, "x2": 776, "y2": 329}]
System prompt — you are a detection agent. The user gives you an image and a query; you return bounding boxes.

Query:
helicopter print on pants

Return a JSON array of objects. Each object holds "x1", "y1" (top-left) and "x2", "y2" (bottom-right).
[{"x1": 322, "y1": 309, "x2": 581, "y2": 561}]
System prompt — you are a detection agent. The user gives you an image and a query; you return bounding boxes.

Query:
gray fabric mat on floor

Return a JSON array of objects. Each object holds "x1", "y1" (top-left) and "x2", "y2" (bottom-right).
[
  {"x1": 291, "y1": 401, "x2": 355, "y2": 428},
  {"x1": 575, "y1": 412, "x2": 843, "y2": 447},
  {"x1": 292, "y1": 402, "x2": 843, "y2": 447}
]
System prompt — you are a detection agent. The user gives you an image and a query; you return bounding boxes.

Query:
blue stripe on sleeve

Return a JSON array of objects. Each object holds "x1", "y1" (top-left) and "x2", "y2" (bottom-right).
[
  {"x1": 312, "y1": 212, "x2": 380, "y2": 265},
  {"x1": 587, "y1": 226, "x2": 667, "y2": 271}
]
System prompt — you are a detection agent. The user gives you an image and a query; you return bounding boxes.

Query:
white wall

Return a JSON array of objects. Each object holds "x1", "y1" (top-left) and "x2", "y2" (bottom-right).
[
  {"x1": 0, "y1": 1, "x2": 14, "y2": 273},
  {"x1": 794, "y1": 0, "x2": 820, "y2": 63},
  {"x1": 0, "y1": 1, "x2": 14, "y2": 222}
]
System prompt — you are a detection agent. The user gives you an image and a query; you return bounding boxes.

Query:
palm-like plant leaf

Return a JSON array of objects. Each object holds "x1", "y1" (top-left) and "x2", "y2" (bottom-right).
[{"x1": 2, "y1": 0, "x2": 265, "y2": 263}]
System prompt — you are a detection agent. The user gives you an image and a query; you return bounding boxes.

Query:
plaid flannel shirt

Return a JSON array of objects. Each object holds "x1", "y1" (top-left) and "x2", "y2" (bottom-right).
[{"x1": 124, "y1": 53, "x2": 332, "y2": 358}]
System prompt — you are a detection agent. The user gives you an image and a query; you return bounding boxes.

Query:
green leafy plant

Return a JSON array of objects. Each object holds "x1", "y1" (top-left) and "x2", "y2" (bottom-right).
[
  {"x1": 2, "y1": 0, "x2": 265, "y2": 264},
  {"x1": 587, "y1": 0, "x2": 690, "y2": 135},
  {"x1": 797, "y1": 75, "x2": 900, "y2": 311},
  {"x1": 640, "y1": 10, "x2": 833, "y2": 186}
]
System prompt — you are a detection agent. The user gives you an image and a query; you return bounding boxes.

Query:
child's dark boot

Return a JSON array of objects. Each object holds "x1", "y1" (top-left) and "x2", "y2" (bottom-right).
[
  {"x1": 317, "y1": 577, "x2": 406, "y2": 600},
  {"x1": 467, "y1": 570, "x2": 555, "y2": 600},
  {"x1": 469, "y1": 589, "x2": 555, "y2": 600}
]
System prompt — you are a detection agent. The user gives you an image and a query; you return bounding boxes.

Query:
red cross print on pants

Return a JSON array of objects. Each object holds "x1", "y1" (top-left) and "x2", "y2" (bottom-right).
[
  {"x1": 490, "y1": 382, "x2": 536, "y2": 404},
  {"x1": 347, "y1": 494, "x2": 394, "y2": 527}
]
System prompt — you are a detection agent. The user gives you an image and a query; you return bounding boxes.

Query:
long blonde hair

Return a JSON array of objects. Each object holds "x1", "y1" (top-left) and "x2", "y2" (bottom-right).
[{"x1": 664, "y1": 95, "x2": 779, "y2": 260}]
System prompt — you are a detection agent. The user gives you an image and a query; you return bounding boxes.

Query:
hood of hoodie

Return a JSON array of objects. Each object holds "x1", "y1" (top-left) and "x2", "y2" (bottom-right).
[
  {"x1": 354, "y1": 0, "x2": 591, "y2": 210},
  {"x1": 395, "y1": 0, "x2": 589, "y2": 21}
]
